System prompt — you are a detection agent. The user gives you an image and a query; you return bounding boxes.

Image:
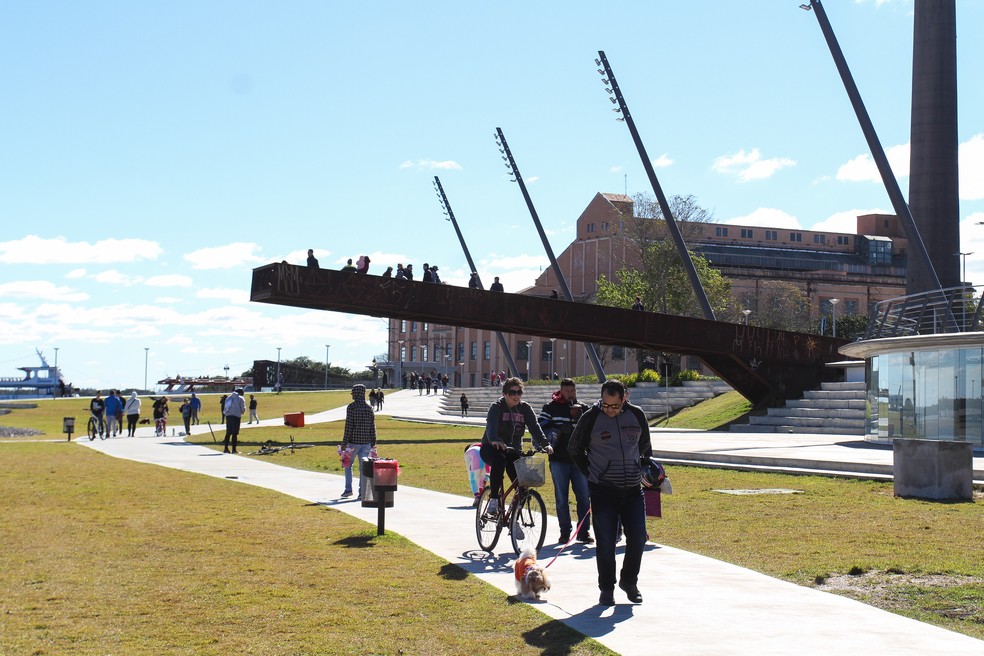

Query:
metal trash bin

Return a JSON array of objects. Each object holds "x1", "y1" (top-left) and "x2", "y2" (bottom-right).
[{"x1": 360, "y1": 458, "x2": 394, "y2": 508}]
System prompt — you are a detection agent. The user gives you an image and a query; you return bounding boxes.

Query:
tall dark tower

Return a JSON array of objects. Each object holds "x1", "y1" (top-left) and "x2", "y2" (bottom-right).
[{"x1": 908, "y1": 0, "x2": 959, "y2": 293}]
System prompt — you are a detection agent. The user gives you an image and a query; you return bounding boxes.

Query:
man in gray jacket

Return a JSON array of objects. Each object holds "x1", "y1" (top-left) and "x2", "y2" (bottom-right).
[{"x1": 569, "y1": 379, "x2": 652, "y2": 606}]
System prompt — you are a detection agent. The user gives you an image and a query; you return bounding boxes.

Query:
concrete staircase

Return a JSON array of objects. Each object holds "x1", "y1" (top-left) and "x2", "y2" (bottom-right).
[
  {"x1": 435, "y1": 380, "x2": 732, "y2": 421},
  {"x1": 730, "y1": 382, "x2": 866, "y2": 435}
]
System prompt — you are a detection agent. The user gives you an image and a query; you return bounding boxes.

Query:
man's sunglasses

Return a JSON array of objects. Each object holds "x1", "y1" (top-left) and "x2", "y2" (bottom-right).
[
  {"x1": 600, "y1": 401, "x2": 622, "y2": 410},
  {"x1": 505, "y1": 389, "x2": 523, "y2": 396}
]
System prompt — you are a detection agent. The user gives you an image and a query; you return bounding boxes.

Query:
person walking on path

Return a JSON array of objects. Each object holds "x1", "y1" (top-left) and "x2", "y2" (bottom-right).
[
  {"x1": 123, "y1": 391, "x2": 141, "y2": 437},
  {"x1": 460, "y1": 392, "x2": 469, "y2": 418},
  {"x1": 222, "y1": 389, "x2": 246, "y2": 454},
  {"x1": 376, "y1": 388, "x2": 384, "y2": 411},
  {"x1": 247, "y1": 394, "x2": 259, "y2": 424},
  {"x1": 569, "y1": 379, "x2": 652, "y2": 606},
  {"x1": 341, "y1": 384, "x2": 377, "y2": 498},
  {"x1": 180, "y1": 398, "x2": 193, "y2": 436},
  {"x1": 480, "y1": 377, "x2": 552, "y2": 516},
  {"x1": 189, "y1": 393, "x2": 202, "y2": 425},
  {"x1": 104, "y1": 389, "x2": 123, "y2": 438},
  {"x1": 219, "y1": 394, "x2": 227, "y2": 422},
  {"x1": 539, "y1": 378, "x2": 592, "y2": 545}
]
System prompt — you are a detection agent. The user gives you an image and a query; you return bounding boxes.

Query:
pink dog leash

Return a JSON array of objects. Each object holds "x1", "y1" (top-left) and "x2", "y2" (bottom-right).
[{"x1": 542, "y1": 505, "x2": 592, "y2": 569}]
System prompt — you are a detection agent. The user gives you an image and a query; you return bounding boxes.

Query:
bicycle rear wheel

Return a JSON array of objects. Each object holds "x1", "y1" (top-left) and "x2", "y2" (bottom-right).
[
  {"x1": 87, "y1": 417, "x2": 97, "y2": 441},
  {"x1": 475, "y1": 487, "x2": 502, "y2": 552},
  {"x1": 510, "y1": 489, "x2": 547, "y2": 555}
]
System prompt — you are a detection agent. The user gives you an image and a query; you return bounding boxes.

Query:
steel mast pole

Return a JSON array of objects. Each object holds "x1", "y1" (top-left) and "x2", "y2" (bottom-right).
[
  {"x1": 433, "y1": 176, "x2": 521, "y2": 378},
  {"x1": 494, "y1": 128, "x2": 607, "y2": 382},
  {"x1": 596, "y1": 51, "x2": 715, "y2": 321},
  {"x1": 804, "y1": 1, "x2": 948, "y2": 307}
]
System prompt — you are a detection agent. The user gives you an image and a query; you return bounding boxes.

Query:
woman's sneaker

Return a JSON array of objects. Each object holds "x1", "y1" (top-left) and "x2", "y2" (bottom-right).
[{"x1": 486, "y1": 498, "x2": 499, "y2": 516}]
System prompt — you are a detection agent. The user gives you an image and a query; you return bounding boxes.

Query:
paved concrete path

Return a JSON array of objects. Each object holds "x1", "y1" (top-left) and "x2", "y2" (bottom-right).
[{"x1": 76, "y1": 390, "x2": 982, "y2": 655}]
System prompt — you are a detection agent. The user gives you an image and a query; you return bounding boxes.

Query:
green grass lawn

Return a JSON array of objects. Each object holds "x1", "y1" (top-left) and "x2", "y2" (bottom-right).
[{"x1": 2, "y1": 393, "x2": 983, "y2": 652}]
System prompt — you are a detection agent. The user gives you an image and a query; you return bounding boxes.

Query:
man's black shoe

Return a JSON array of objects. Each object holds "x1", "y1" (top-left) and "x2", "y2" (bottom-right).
[
  {"x1": 577, "y1": 533, "x2": 594, "y2": 544},
  {"x1": 599, "y1": 590, "x2": 615, "y2": 606},
  {"x1": 558, "y1": 532, "x2": 571, "y2": 544},
  {"x1": 619, "y1": 581, "x2": 643, "y2": 603}
]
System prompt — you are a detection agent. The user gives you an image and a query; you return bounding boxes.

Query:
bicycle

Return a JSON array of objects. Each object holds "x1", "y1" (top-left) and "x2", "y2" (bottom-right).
[
  {"x1": 86, "y1": 412, "x2": 106, "y2": 441},
  {"x1": 247, "y1": 436, "x2": 314, "y2": 456},
  {"x1": 475, "y1": 449, "x2": 548, "y2": 555}
]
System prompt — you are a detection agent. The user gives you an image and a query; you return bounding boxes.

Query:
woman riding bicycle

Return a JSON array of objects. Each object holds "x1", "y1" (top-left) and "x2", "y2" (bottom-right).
[{"x1": 481, "y1": 377, "x2": 552, "y2": 515}]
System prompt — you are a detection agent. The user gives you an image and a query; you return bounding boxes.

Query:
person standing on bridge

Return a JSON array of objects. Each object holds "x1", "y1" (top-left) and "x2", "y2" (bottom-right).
[
  {"x1": 307, "y1": 249, "x2": 319, "y2": 268},
  {"x1": 490, "y1": 276, "x2": 504, "y2": 292},
  {"x1": 569, "y1": 379, "x2": 652, "y2": 606}
]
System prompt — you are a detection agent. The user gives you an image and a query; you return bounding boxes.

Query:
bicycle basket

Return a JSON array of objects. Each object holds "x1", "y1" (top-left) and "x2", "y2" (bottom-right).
[{"x1": 515, "y1": 455, "x2": 546, "y2": 487}]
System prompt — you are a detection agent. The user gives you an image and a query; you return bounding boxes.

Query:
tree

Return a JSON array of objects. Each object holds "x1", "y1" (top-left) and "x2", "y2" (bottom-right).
[
  {"x1": 596, "y1": 193, "x2": 737, "y2": 320},
  {"x1": 754, "y1": 281, "x2": 813, "y2": 332}
]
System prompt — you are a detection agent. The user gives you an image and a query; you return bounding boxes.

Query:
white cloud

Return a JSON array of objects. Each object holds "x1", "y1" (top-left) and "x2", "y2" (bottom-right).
[
  {"x1": 724, "y1": 208, "x2": 800, "y2": 229},
  {"x1": 145, "y1": 274, "x2": 193, "y2": 288},
  {"x1": 0, "y1": 236, "x2": 163, "y2": 265},
  {"x1": 712, "y1": 149, "x2": 795, "y2": 182},
  {"x1": 154, "y1": 297, "x2": 183, "y2": 304},
  {"x1": 0, "y1": 280, "x2": 89, "y2": 302},
  {"x1": 526, "y1": 176, "x2": 539, "y2": 184},
  {"x1": 812, "y1": 208, "x2": 886, "y2": 233},
  {"x1": 959, "y1": 134, "x2": 984, "y2": 201},
  {"x1": 91, "y1": 269, "x2": 143, "y2": 285},
  {"x1": 610, "y1": 165, "x2": 624, "y2": 173},
  {"x1": 652, "y1": 154, "x2": 673, "y2": 168},
  {"x1": 66, "y1": 268, "x2": 87, "y2": 279},
  {"x1": 184, "y1": 243, "x2": 265, "y2": 270},
  {"x1": 835, "y1": 142, "x2": 909, "y2": 182},
  {"x1": 197, "y1": 287, "x2": 250, "y2": 304},
  {"x1": 398, "y1": 159, "x2": 462, "y2": 171}
]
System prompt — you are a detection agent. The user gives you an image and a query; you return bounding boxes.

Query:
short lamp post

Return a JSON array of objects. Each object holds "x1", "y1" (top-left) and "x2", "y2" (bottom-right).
[
  {"x1": 830, "y1": 298, "x2": 840, "y2": 338},
  {"x1": 144, "y1": 347, "x2": 149, "y2": 391},
  {"x1": 742, "y1": 309, "x2": 751, "y2": 325},
  {"x1": 526, "y1": 340, "x2": 533, "y2": 381},
  {"x1": 398, "y1": 339, "x2": 405, "y2": 388},
  {"x1": 325, "y1": 344, "x2": 331, "y2": 389},
  {"x1": 549, "y1": 337, "x2": 557, "y2": 380}
]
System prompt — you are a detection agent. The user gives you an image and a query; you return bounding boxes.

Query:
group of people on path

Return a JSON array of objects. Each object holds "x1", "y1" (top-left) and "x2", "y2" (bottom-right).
[
  {"x1": 480, "y1": 376, "x2": 653, "y2": 607},
  {"x1": 304, "y1": 250, "x2": 514, "y2": 292},
  {"x1": 403, "y1": 371, "x2": 449, "y2": 395}
]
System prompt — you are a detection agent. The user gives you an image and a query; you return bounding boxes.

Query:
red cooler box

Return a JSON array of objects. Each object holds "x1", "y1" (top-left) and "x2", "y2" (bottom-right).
[{"x1": 283, "y1": 412, "x2": 305, "y2": 427}]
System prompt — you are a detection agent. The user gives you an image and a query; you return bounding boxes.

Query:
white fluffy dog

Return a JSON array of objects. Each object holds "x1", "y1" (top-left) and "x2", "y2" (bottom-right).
[{"x1": 514, "y1": 546, "x2": 551, "y2": 600}]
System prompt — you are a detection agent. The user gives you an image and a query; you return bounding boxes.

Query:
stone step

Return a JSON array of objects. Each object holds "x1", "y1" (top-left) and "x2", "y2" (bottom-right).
[
  {"x1": 819, "y1": 381, "x2": 866, "y2": 391},
  {"x1": 802, "y1": 390, "x2": 867, "y2": 401},
  {"x1": 785, "y1": 399, "x2": 867, "y2": 410},
  {"x1": 747, "y1": 415, "x2": 866, "y2": 429},
  {"x1": 766, "y1": 407, "x2": 866, "y2": 419}
]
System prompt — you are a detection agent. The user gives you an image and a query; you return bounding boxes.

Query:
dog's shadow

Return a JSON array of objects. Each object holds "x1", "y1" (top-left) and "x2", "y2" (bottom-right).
[{"x1": 521, "y1": 604, "x2": 632, "y2": 654}]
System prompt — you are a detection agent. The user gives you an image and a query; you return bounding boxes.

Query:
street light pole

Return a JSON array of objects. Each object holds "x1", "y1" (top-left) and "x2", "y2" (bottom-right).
[
  {"x1": 276, "y1": 347, "x2": 282, "y2": 393},
  {"x1": 325, "y1": 344, "x2": 331, "y2": 389},
  {"x1": 956, "y1": 252, "x2": 973, "y2": 330},
  {"x1": 53, "y1": 347, "x2": 59, "y2": 374},
  {"x1": 526, "y1": 340, "x2": 533, "y2": 381},
  {"x1": 742, "y1": 309, "x2": 751, "y2": 325},
  {"x1": 144, "y1": 347, "x2": 149, "y2": 391},
  {"x1": 549, "y1": 338, "x2": 557, "y2": 381},
  {"x1": 830, "y1": 299, "x2": 840, "y2": 338},
  {"x1": 398, "y1": 339, "x2": 405, "y2": 388}
]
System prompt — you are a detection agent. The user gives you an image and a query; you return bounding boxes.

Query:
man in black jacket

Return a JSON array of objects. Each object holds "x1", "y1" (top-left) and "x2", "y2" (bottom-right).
[
  {"x1": 569, "y1": 379, "x2": 652, "y2": 606},
  {"x1": 539, "y1": 379, "x2": 592, "y2": 544}
]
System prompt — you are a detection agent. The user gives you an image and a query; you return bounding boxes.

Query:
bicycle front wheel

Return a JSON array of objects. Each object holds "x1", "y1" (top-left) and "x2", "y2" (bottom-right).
[
  {"x1": 510, "y1": 488, "x2": 547, "y2": 555},
  {"x1": 475, "y1": 487, "x2": 502, "y2": 552},
  {"x1": 87, "y1": 417, "x2": 97, "y2": 441}
]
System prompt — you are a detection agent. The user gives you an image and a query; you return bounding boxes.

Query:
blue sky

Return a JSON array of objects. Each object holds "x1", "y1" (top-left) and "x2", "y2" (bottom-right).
[{"x1": 1, "y1": 0, "x2": 982, "y2": 391}]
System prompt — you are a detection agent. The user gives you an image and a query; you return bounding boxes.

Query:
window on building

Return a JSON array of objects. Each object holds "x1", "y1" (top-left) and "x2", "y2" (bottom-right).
[
  {"x1": 837, "y1": 235, "x2": 850, "y2": 245},
  {"x1": 790, "y1": 232, "x2": 802, "y2": 242},
  {"x1": 541, "y1": 343, "x2": 553, "y2": 360},
  {"x1": 613, "y1": 345, "x2": 625, "y2": 360},
  {"x1": 411, "y1": 346, "x2": 417, "y2": 362},
  {"x1": 457, "y1": 342, "x2": 464, "y2": 362},
  {"x1": 601, "y1": 221, "x2": 610, "y2": 231},
  {"x1": 470, "y1": 342, "x2": 477, "y2": 361},
  {"x1": 422, "y1": 346, "x2": 428, "y2": 362},
  {"x1": 518, "y1": 341, "x2": 530, "y2": 360},
  {"x1": 587, "y1": 223, "x2": 596, "y2": 233},
  {"x1": 765, "y1": 230, "x2": 777, "y2": 240},
  {"x1": 400, "y1": 320, "x2": 407, "y2": 333},
  {"x1": 741, "y1": 228, "x2": 754, "y2": 239},
  {"x1": 715, "y1": 227, "x2": 729, "y2": 237},
  {"x1": 410, "y1": 321, "x2": 417, "y2": 332},
  {"x1": 813, "y1": 234, "x2": 826, "y2": 244},
  {"x1": 484, "y1": 341, "x2": 491, "y2": 360}
]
